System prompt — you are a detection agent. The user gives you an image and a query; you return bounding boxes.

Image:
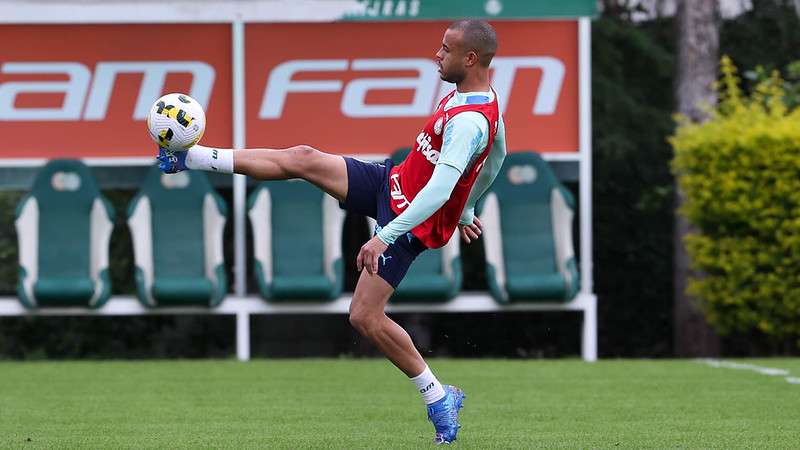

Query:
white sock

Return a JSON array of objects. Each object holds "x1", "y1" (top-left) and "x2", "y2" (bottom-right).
[
  {"x1": 185, "y1": 144, "x2": 234, "y2": 174},
  {"x1": 410, "y1": 365, "x2": 446, "y2": 405}
]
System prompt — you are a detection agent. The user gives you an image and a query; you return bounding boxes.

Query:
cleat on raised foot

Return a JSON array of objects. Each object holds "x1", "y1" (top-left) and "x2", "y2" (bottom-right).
[
  {"x1": 427, "y1": 385, "x2": 465, "y2": 445},
  {"x1": 156, "y1": 147, "x2": 188, "y2": 174}
]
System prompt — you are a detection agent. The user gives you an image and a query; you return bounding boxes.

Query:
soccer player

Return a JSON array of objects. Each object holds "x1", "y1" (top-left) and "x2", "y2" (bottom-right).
[{"x1": 158, "y1": 19, "x2": 506, "y2": 445}]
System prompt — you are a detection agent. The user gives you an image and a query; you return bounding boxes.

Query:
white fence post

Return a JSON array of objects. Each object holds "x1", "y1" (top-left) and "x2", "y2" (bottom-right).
[
  {"x1": 236, "y1": 311, "x2": 251, "y2": 361},
  {"x1": 582, "y1": 295, "x2": 598, "y2": 362}
]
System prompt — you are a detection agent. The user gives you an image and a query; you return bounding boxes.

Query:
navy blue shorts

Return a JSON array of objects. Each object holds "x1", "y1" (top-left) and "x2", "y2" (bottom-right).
[{"x1": 340, "y1": 157, "x2": 427, "y2": 289}]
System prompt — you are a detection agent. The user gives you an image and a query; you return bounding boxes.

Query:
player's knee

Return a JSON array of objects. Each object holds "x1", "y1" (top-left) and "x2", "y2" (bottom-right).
[
  {"x1": 348, "y1": 308, "x2": 377, "y2": 336},
  {"x1": 291, "y1": 144, "x2": 317, "y2": 159},
  {"x1": 348, "y1": 309, "x2": 366, "y2": 334},
  {"x1": 286, "y1": 144, "x2": 320, "y2": 177}
]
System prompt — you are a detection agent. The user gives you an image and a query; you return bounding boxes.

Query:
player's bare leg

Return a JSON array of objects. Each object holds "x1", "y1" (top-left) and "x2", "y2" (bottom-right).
[
  {"x1": 348, "y1": 270, "x2": 427, "y2": 376},
  {"x1": 233, "y1": 145, "x2": 348, "y2": 202},
  {"x1": 349, "y1": 270, "x2": 465, "y2": 444},
  {"x1": 157, "y1": 144, "x2": 348, "y2": 202}
]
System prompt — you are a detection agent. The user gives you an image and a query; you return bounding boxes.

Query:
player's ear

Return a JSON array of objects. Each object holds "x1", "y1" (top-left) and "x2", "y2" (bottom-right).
[{"x1": 465, "y1": 50, "x2": 479, "y2": 67}]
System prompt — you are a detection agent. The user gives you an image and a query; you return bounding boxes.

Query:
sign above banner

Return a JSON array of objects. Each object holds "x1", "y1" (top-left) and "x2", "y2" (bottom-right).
[
  {"x1": 0, "y1": 1, "x2": 596, "y2": 25},
  {"x1": 344, "y1": 0, "x2": 597, "y2": 21}
]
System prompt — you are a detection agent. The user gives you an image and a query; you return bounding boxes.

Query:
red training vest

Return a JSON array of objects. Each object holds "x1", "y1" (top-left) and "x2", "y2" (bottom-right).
[{"x1": 388, "y1": 89, "x2": 500, "y2": 249}]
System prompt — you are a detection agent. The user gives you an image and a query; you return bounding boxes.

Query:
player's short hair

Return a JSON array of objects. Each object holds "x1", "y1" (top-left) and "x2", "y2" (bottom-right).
[{"x1": 448, "y1": 19, "x2": 498, "y2": 67}]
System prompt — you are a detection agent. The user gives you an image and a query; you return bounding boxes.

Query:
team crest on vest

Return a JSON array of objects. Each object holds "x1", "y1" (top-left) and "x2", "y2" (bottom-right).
[{"x1": 433, "y1": 117, "x2": 444, "y2": 136}]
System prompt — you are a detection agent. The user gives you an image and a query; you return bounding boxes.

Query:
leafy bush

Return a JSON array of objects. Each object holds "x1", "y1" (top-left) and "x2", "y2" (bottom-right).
[{"x1": 671, "y1": 56, "x2": 800, "y2": 345}]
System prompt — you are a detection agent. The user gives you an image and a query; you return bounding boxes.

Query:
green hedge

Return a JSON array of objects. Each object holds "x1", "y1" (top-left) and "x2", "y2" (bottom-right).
[{"x1": 672, "y1": 56, "x2": 800, "y2": 345}]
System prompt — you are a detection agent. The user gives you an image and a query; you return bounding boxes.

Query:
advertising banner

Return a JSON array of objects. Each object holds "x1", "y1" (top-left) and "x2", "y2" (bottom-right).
[
  {"x1": 246, "y1": 21, "x2": 578, "y2": 155},
  {"x1": 0, "y1": 24, "x2": 232, "y2": 159},
  {"x1": 0, "y1": 20, "x2": 578, "y2": 159}
]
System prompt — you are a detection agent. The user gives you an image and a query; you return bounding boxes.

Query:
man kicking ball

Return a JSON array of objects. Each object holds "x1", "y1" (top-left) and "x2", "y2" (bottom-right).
[{"x1": 158, "y1": 19, "x2": 507, "y2": 445}]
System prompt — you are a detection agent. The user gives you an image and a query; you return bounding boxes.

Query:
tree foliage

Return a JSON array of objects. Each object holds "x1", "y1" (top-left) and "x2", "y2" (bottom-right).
[{"x1": 592, "y1": 17, "x2": 676, "y2": 356}]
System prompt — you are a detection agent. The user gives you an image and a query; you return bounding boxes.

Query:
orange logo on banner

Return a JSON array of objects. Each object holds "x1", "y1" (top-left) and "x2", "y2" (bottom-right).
[
  {"x1": 0, "y1": 24, "x2": 232, "y2": 159},
  {"x1": 246, "y1": 21, "x2": 578, "y2": 155}
]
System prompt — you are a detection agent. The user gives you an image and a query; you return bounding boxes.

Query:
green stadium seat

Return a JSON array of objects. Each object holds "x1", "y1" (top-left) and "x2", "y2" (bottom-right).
[
  {"x1": 15, "y1": 159, "x2": 115, "y2": 308},
  {"x1": 480, "y1": 152, "x2": 580, "y2": 303},
  {"x1": 127, "y1": 166, "x2": 227, "y2": 307},
  {"x1": 386, "y1": 148, "x2": 462, "y2": 302},
  {"x1": 394, "y1": 232, "x2": 462, "y2": 302},
  {"x1": 248, "y1": 180, "x2": 344, "y2": 301}
]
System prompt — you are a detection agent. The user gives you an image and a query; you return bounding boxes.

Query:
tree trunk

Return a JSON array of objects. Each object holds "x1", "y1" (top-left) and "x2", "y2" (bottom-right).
[{"x1": 673, "y1": 0, "x2": 721, "y2": 357}]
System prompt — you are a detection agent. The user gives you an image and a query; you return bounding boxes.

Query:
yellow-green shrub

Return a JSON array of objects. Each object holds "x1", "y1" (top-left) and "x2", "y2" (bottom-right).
[{"x1": 671, "y1": 56, "x2": 800, "y2": 343}]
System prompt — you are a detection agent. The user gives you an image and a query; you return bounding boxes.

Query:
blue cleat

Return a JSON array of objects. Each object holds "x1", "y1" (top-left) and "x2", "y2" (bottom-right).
[
  {"x1": 156, "y1": 147, "x2": 188, "y2": 174},
  {"x1": 427, "y1": 385, "x2": 465, "y2": 445}
]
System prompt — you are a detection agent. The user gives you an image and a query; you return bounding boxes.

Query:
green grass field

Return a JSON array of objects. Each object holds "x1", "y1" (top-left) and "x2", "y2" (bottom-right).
[{"x1": 1, "y1": 359, "x2": 799, "y2": 449}]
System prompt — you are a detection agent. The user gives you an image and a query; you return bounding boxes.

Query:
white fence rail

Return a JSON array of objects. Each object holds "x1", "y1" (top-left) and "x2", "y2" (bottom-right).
[{"x1": 0, "y1": 293, "x2": 597, "y2": 362}]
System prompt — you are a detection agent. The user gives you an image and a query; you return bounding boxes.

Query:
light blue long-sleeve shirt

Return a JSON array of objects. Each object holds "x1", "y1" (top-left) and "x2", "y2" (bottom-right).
[{"x1": 376, "y1": 90, "x2": 507, "y2": 245}]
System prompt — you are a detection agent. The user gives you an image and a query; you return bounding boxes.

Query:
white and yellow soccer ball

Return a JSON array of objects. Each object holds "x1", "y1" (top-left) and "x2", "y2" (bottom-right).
[{"x1": 147, "y1": 93, "x2": 206, "y2": 151}]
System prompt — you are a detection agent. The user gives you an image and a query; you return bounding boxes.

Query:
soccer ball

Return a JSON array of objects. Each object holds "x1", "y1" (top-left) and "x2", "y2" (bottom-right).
[{"x1": 147, "y1": 93, "x2": 206, "y2": 151}]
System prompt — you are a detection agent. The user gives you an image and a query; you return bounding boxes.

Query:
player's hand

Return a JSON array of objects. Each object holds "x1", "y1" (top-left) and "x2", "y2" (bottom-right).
[
  {"x1": 356, "y1": 235, "x2": 389, "y2": 276},
  {"x1": 458, "y1": 216, "x2": 483, "y2": 244}
]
